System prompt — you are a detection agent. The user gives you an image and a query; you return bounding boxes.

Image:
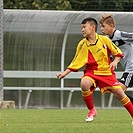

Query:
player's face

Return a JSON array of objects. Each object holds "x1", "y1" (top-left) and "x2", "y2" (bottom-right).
[
  {"x1": 100, "y1": 22, "x2": 112, "y2": 36},
  {"x1": 81, "y1": 22, "x2": 95, "y2": 37}
]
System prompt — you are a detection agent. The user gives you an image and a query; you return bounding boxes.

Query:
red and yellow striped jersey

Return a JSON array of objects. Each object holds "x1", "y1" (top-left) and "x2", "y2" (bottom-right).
[{"x1": 67, "y1": 33, "x2": 124, "y2": 75}]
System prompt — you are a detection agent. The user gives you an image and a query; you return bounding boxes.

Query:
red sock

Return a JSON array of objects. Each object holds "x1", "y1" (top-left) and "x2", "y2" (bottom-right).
[
  {"x1": 124, "y1": 102, "x2": 133, "y2": 118},
  {"x1": 82, "y1": 90, "x2": 94, "y2": 110},
  {"x1": 121, "y1": 96, "x2": 133, "y2": 118}
]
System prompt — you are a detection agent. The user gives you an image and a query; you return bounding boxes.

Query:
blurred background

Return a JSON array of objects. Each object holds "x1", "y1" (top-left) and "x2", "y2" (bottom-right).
[{"x1": 1, "y1": 0, "x2": 133, "y2": 109}]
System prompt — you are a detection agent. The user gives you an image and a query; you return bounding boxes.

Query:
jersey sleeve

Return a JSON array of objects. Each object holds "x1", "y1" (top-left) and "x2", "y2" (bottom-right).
[
  {"x1": 113, "y1": 30, "x2": 133, "y2": 40},
  {"x1": 67, "y1": 40, "x2": 88, "y2": 72},
  {"x1": 105, "y1": 36, "x2": 124, "y2": 57},
  {"x1": 121, "y1": 31, "x2": 133, "y2": 42}
]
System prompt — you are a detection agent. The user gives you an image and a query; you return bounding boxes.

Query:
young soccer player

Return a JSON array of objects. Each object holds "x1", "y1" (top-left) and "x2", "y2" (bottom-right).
[
  {"x1": 56, "y1": 17, "x2": 133, "y2": 123},
  {"x1": 99, "y1": 14, "x2": 133, "y2": 103}
]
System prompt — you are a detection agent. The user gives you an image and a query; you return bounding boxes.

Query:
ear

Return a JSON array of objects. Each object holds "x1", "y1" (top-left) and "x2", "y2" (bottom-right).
[
  {"x1": 92, "y1": 24, "x2": 96, "y2": 30},
  {"x1": 110, "y1": 23, "x2": 114, "y2": 28}
]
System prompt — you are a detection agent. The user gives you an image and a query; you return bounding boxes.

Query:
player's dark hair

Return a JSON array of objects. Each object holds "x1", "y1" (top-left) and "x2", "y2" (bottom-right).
[{"x1": 81, "y1": 17, "x2": 98, "y2": 31}]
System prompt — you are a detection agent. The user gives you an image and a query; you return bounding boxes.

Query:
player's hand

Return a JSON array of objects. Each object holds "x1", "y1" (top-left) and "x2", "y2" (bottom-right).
[
  {"x1": 56, "y1": 69, "x2": 71, "y2": 79},
  {"x1": 110, "y1": 61, "x2": 118, "y2": 70},
  {"x1": 56, "y1": 73, "x2": 66, "y2": 79}
]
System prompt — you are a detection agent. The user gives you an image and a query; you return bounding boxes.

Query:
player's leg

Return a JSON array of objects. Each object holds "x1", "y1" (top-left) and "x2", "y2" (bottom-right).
[
  {"x1": 81, "y1": 76, "x2": 97, "y2": 122},
  {"x1": 97, "y1": 73, "x2": 133, "y2": 119},
  {"x1": 119, "y1": 72, "x2": 133, "y2": 104},
  {"x1": 111, "y1": 88, "x2": 133, "y2": 118},
  {"x1": 119, "y1": 82, "x2": 133, "y2": 104}
]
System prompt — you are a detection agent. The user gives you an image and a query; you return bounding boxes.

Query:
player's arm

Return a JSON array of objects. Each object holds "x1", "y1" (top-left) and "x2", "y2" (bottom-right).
[
  {"x1": 105, "y1": 36, "x2": 124, "y2": 70},
  {"x1": 56, "y1": 40, "x2": 88, "y2": 79},
  {"x1": 110, "y1": 56, "x2": 121, "y2": 70},
  {"x1": 67, "y1": 40, "x2": 88, "y2": 71},
  {"x1": 120, "y1": 31, "x2": 133, "y2": 41},
  {"x1": 108, "y1": 41, "x2": 123, "y2": 70},
  {"x1": 56, "y1": 69, "x2": 71, "y2": 79},
  {"x1": 105, "y1": 36, "x2": 124, "y2": 57}
]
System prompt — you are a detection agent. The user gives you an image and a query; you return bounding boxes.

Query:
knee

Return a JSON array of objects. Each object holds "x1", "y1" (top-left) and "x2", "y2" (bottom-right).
[{"x1": 80, "y1": 78, "x2": 92, "y2": 91}]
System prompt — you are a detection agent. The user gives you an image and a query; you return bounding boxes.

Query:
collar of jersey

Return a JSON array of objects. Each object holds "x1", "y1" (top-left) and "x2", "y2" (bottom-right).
[
  {"x1": 86, "y1": 33, "x2": 99, "y2": 46},
  {"x1": 110, "y1": 29, "x2": 116, "y2": 39}
]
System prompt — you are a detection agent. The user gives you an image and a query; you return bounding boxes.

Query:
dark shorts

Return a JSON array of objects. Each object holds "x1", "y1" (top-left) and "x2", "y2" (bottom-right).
[{"x1": 119, "y1": 72, "x2": 133, "y2": 87}]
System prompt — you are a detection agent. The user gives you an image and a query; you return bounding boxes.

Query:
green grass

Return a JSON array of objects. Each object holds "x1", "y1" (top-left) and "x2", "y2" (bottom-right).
[{"x1": 0, "y1": 109, "x2": 133, "y2": 133}]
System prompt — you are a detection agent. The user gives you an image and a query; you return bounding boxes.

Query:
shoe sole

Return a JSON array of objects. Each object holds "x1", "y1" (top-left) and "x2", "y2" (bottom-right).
[{"x1": 86, "y1": 114, "x2": 97, "y2": 122}]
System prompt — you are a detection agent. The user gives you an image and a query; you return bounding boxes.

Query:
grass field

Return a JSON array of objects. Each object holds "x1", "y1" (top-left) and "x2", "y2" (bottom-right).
[{"x1": 0, "y1": 109, "x2": 133, "y2": 133}]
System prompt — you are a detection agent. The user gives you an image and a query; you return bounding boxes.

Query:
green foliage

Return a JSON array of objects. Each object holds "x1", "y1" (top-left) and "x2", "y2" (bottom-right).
[
  {"x1": 1, "y1": 109, "x2": 133, "y2": 133},
  {"x1": 4, "y1": 0, "x2": 72, "y2": 10},
  {"x1": 4, "y1": 0, "x2": 132, "y2": 11},
  {"x1": 69, "y1": 0, "x2": 133, "y2": 11}
]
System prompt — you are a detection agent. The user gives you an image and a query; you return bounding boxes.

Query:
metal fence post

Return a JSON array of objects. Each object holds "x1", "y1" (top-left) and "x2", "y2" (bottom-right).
[{"x1": 0, "y1": 0, "x2": 3, "y2": 102}]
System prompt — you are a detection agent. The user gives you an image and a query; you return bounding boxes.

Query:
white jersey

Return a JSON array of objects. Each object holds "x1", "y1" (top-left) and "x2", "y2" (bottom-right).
[{"x1": 110, "y1": 30, "x2": 133, "y2": 72}]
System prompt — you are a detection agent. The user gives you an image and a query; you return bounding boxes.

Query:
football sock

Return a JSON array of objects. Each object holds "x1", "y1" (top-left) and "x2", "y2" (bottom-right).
[
  {"x1": 126, "y1": 94, "x2": 133, "y2": 104},
  {"x1": 120, "y1": 96, "x2": 133, "y2": 118},
  {"x1": 82, "y1": 90, "x2": 94, "y2": 110}
]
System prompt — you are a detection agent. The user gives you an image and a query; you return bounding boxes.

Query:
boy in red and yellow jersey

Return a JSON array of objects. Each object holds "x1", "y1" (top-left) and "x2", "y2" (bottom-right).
[{"x1": 56, "y1": 17, "x2": 133, "y2": 123}]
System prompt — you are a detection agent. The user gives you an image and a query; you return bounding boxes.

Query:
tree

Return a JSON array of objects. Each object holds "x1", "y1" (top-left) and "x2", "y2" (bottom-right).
[
  {"x1": 4, "y1": 0, "x2": 133, "y2": 11},
  {"x1": 4, "y1": 0, "x2": 72, "y2": 10},
  {"x1": 69, "y1": 0, "x2": 133, "y2": 11}
]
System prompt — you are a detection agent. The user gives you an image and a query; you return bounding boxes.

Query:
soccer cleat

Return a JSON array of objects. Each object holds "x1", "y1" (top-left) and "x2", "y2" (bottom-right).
[{"x1": 86, "y1": 107, "x2": 97, "y2": 122}]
